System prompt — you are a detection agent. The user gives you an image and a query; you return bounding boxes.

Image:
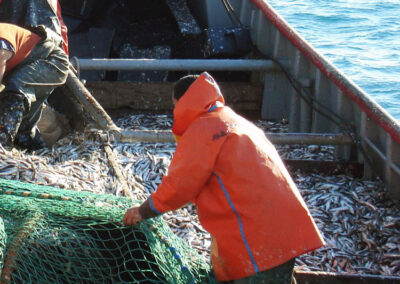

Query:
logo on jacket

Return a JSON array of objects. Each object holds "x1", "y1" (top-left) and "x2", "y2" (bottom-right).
[{"x1": 212, "y1": 131, "x2": 227, "y2": 141}]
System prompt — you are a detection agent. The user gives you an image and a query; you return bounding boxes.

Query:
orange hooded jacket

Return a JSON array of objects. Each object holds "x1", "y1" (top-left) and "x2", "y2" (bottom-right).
[{"x1": 150, "y1": 72, "x2": 325, "y2": 281}]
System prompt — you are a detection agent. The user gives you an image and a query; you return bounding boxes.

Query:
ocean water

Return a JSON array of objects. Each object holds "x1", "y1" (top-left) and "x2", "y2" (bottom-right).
[{"x1": 266, "y1": 0, "x2": 400, "y2": 122}]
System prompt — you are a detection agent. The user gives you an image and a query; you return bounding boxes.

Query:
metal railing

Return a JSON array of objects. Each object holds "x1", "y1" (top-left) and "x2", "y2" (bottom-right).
[{"x1": 71, "y1": 58, "x2": 277, "y2": 71}]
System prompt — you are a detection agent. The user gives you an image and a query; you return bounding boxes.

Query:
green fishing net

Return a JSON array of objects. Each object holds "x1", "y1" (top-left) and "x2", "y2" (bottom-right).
[{"x1": 0, "y1": 178, "x2": 214, "y2": 283}]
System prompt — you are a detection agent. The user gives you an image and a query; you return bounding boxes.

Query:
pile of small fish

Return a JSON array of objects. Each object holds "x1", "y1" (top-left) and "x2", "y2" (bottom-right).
[
  {"x1": 294, "y1": 173, "x2": 399, "y2": 275},
  {"x1": 0, "y1": 113, "x2": 398, "y2": 276}
]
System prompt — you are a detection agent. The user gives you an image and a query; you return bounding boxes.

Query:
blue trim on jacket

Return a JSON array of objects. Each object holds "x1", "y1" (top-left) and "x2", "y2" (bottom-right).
[
  {"x1": 149, "y1": 195, "x2": 163, "y2": 215},
  {"x1": 208, "y1": 101, "x2": 224, "y2": 113},
  {"x1": 208, "y1": 104, "x2": 218, "y2": 112},
  {"x1": 212, "y1": 172, "x2": 260, "y2": 273}
]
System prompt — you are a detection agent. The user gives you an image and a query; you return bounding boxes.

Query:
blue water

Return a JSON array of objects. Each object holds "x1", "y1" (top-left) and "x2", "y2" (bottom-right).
[{"x1": 266, "y1": 0, "x2": 400, "y2": 122}]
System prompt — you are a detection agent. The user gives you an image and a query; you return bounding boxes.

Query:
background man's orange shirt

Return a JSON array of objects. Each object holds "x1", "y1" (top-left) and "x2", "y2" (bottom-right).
[{"x1": 0, "y1": 23, "x2": 41, "y2": 72}]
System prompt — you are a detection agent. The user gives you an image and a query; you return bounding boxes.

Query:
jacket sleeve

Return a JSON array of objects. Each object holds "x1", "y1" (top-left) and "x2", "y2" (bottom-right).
[{"x1": 150, "y1": 119, "x2": 226, "y2": 213}]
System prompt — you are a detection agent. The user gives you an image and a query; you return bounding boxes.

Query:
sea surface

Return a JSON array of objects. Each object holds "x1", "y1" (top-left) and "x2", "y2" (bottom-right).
[{"x1": 266, "y1": 0, "x2": 400, "y2": 122}]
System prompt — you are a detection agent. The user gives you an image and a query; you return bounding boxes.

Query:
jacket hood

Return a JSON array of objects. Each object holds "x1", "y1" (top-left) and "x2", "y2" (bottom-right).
[{"x1": 172, "y1": 72, "x2": 225, "y2": 136}]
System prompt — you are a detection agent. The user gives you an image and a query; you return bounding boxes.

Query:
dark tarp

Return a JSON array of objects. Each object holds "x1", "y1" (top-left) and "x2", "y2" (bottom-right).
[{"x1": 0, "y1": 0, "x2": 62, "y2": 39}]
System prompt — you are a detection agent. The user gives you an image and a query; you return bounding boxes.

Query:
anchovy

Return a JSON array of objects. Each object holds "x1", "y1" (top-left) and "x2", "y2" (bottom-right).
[{"x1": 0, "y1": 113, "x2": 398, "y2": 275}]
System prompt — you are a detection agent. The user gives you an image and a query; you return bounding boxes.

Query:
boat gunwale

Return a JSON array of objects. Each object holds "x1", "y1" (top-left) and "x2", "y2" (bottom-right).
[{"x1": 250, "y1": 0, "x2": 400, "y2": 144}]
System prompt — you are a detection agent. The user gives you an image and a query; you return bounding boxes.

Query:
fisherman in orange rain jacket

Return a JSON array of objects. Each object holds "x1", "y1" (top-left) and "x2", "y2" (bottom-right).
[{"x1": 123, "y1": 72, "x2": 325, "y2": 283}]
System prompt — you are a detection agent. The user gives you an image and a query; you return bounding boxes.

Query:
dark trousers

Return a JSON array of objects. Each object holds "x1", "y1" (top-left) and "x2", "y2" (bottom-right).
[
  {"x1": 220, "y1": 258, "x2": 296, "y2": 284},
  {"x1": 2, "y1": 26, "x2": 69, "y2": 136}
]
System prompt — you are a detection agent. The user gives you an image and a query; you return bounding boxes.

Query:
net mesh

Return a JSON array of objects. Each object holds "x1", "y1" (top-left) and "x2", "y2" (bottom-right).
[{"x1": 0, "y1": 178, "x2": 215, "y2": 284}]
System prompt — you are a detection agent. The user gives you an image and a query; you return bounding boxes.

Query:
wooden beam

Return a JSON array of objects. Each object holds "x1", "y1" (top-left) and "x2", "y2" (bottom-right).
[
  {"x1": 66, "y1": 70, "x2": 119, "y2": 131},
  {"x1": 85, "y1": 81, "x2": 263, "y2": 114}
]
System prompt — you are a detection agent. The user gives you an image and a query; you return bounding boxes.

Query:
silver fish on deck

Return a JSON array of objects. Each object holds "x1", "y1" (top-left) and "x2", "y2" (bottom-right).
[{"x1": 0, "y1": 113, "x2": 398, "y2": 276}]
